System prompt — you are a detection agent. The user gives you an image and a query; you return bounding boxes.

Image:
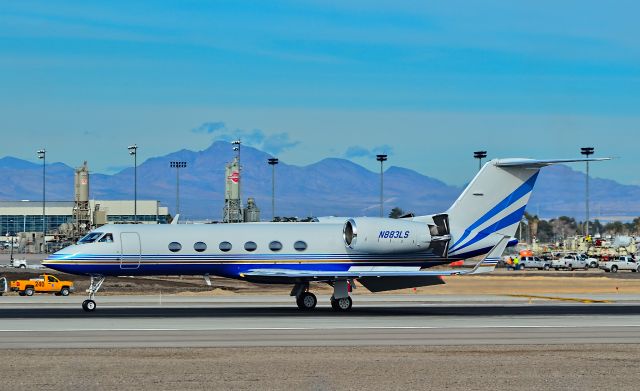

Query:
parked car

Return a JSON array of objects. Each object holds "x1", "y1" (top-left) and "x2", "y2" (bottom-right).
[
  {"x1": 552, "y1": 254, "x2": 589, "y2": 271},
  {"x1": 520, "y1": 256, "x2": 551, "y2": 270},
  {"x1": 600, "y1": 256, "x2": 640, "y2": 273}
]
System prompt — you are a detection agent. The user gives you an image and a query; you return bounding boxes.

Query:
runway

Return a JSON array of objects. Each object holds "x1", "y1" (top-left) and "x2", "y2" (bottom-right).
[{"x1": 3, "y1": 294, "x2": 640, "y2": 348}]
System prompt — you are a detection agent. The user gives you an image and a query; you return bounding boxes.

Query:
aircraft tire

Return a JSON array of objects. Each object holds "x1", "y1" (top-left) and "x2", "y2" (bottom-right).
[
  {"x1": 296, "y1": 292, "x2": 317, "y2": 310},
  {"x1": 332, "y1": 296, "x2": 352, "y2": 311},
  {"x1": 82, "y1": 299, "x2": 96, "y2": 312}
]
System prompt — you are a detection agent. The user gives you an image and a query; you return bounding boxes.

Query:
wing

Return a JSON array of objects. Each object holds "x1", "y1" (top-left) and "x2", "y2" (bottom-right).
[{"x1": 242, "y1": 236, "x2": 510, "y2": 281}]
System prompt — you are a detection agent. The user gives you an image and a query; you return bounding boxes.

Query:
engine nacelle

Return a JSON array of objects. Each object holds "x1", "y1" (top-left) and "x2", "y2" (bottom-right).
[{"x1": 342, "y1": 217, "x2": 431, "y2": 254}]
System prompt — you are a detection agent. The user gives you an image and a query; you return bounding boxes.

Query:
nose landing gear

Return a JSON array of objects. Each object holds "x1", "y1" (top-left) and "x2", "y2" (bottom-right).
[{"x1": 82, "y1": 275, "x2": 105, "y2": 312}]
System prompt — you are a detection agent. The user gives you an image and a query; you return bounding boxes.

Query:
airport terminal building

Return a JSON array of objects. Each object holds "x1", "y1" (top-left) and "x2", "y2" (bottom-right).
[{"x1": 0, "y1": 200, "x2": 170, "y2": 235}]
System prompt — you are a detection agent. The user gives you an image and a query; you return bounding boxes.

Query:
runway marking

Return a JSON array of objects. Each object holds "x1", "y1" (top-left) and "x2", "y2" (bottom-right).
[
  {"x1": 506, "y1": 294, "x2": 613, "y2": 304},
  {"x1": 2, "y1": 325, "x2": 640, "y2": 333}
]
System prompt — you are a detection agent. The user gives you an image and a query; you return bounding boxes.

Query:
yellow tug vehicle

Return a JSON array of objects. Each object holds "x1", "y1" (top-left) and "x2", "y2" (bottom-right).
[{"x1": 10, "y1": 274, "x2": 75, "y2": 297}]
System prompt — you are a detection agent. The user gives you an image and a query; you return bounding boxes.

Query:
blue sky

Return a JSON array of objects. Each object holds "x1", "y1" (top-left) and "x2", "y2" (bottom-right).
[{"x1": 1, "y1": 0, "x2": 638, "y2": 185}]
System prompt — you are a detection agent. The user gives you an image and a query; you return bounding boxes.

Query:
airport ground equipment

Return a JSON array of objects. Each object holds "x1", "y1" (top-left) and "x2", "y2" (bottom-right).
[
  {"x1": 520, "y1": 256, "x2": 551, "y2": 270},
  {"x1": 10, "y1": 274, "x2": 75, "y2": 296},
  {"x1": 552, "y1": 254, "x2": 589, "y2": 271},
  {"x1": 600, "y1": 256, "x2": 640, "y2": 273},
  {"x1": 0, "y1": 277, "x2": 7, "y2": 296}
]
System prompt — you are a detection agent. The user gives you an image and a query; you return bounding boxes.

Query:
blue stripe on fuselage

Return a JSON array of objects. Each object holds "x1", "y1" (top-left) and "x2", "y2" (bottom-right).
[{"x1": 43, "y1": 260, "x2": 452, "y2": 278}]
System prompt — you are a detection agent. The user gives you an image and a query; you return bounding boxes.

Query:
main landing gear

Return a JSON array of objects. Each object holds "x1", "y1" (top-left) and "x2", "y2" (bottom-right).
[
  {"x1": 82, "y1": 275, "x2": 105, "y2": 312},
  {"x1": 330, "y1": 296, "x2": 353, "y2": 310},
  {"x1": 291, "y1": 280, "x2": 353, "y2": 312}
]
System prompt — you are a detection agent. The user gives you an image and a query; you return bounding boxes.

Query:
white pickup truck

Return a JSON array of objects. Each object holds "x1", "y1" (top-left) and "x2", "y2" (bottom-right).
[
  {"x1": 600, "y1": 256, "x2": 640, "y2": 273},
  {"x1": 520, "y1": 256, "x2": 551, "y2": 270},
  {"x1": 551, "y1": 254, "x2": 589, "y2": 271}
]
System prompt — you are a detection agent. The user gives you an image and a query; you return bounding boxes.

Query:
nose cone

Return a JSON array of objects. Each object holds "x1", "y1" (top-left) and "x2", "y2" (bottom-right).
[{"x1": 42, "y1": 244, "x2": 84, "y2": 272}]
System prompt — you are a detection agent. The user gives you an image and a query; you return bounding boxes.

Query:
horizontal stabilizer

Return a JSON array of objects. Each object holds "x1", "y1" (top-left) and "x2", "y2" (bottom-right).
[{"x1": 495, "y1": 158, "x2": 610, "y2": 168}]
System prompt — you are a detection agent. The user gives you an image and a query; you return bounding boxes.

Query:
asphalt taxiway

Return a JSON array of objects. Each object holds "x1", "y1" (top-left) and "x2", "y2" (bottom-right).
[{"x1": 3, "y1": 294, "x2": 640, "y2": 348}]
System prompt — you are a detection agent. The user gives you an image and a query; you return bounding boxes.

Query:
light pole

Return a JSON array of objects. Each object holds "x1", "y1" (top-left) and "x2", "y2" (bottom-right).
[
  {"x1": 474, "y1": 151, "x2": 487, "y2": 171},
  {"x1": 581, "y1": 147, "x2": 594, "y2": 236},
  {"x1": 128, "y1": 144, "x2": 138, "y2": 223},
  {"x1": 170, "y1": 161, "x2": 187, "y2": 217},
  {"x1": 376, "y1": 154, "x2": 388, "y2": 218},
  {"x1": 8, "y1": 220, "x2": 14, "y2": 261},
  {"x1": 268, "y1": 158, "x2": 279, "y2": 221},
  {"x1": 37, "y1": 148, "x2": 46, "y2": 252}
]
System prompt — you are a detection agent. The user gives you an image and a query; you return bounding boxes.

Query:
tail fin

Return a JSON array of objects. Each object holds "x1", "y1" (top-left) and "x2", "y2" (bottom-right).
[{"x1": 446, "y1": 158, "x2": 609, "y2": 258}]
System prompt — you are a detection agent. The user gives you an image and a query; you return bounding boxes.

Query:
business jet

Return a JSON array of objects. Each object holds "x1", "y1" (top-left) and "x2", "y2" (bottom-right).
[{"x1": 43, "y1": 158, "x2": 607, "y2": 312}]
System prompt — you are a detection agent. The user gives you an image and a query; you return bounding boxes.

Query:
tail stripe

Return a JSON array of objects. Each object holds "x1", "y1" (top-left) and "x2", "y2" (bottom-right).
[
  {"x1": 450, "y1": 205, "x2": 527, "y2": 254},
  {"x1": 450, "y1": 172, "x2": 538, "y2": 251}
]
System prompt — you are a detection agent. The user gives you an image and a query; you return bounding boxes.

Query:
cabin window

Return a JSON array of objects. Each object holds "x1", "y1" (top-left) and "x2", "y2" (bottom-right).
[
  {"x1": 99, "y1": 233, "x2": 114, "y2": 243},
  {"x1": 269, "y1": 241, "x2": 283, "y2": 252},
  {"x1": 294, "y1": 241, "x2": 307, "y2": 251},
  {"x1": 244, "y1": 241, "x2": 257, "y2": 252},
  {"x1": 168, "y1": 242, "x2": 182, "y2": 252},
  {"x1": 219, "y1": 241, "x2": 232, "y2": 252},
  {"x1": 78, "y1": 232, "x2": 103, "y2": 244},
  {"x1": 194, "y1": 242, "x2": 207, "y2": 252}
]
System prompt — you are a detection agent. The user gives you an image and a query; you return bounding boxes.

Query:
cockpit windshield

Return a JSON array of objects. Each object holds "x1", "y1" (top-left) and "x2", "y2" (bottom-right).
[{"x1": 78, "y1": 232, "x2": 103, "y2": 244}]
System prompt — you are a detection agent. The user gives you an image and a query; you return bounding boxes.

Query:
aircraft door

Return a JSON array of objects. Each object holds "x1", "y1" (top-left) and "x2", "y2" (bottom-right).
[{"x1": 120, "y1": 232, "x2": 141, "y2": 270}]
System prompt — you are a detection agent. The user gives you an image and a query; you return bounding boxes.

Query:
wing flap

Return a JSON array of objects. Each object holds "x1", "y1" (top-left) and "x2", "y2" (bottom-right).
[{"x1": 243, "y1": 236, "x2": 510, "y2": 280}]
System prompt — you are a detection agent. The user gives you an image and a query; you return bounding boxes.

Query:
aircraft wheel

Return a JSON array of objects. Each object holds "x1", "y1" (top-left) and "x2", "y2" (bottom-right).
[
  {"x1": 82, "y1": 299, "x2": 96, "y2": 312},
  {"x1": 331, "y1": 296, "x2": 352, "y2": 311},
  {"x1": 296, "y1": 292, "x2": 317, "y2": 310}
]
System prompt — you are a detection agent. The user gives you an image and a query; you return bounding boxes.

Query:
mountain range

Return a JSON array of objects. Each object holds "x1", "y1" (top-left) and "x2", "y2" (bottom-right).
[{"x1": 1, "y1": 141, "x2": 638, "y2": 221}]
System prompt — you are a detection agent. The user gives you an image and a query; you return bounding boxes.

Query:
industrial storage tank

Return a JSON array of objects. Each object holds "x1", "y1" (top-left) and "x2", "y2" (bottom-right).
[
  {"x1": 75, "y1": 161, "x2": 90, "y2": 203},
  {"x1": 244, "y1": 197, "x2": 261, "y2": 222}
]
